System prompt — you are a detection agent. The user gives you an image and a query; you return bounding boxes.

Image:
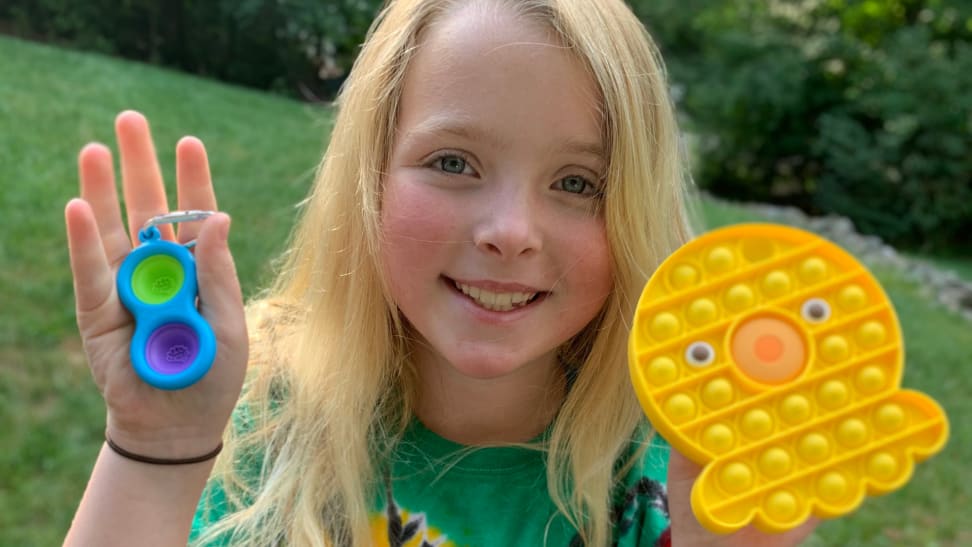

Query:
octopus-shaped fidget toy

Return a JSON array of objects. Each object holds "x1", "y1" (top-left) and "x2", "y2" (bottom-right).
[{"x1": 629, "y1": 223, "x2": 949, "y2": 533}]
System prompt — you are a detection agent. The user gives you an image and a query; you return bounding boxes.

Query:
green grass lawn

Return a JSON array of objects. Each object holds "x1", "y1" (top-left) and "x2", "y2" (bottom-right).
[
  {"x1": 1, "y1": 35, "x2": 968, "y2": 546},
  {"x1": 0, "y1": 35, "x2": 330, "y2": 545}
]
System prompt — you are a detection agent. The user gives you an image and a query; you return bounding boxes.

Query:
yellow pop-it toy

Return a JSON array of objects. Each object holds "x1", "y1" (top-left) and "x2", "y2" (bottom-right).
[{"x1": 629, "y1": 223, "x2": 949, "y2": 534}]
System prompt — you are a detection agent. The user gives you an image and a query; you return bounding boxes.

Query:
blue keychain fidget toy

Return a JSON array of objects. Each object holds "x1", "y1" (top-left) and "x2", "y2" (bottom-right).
[{"x1": 117, "y1": 211, "x2": 217, "y2": 390}]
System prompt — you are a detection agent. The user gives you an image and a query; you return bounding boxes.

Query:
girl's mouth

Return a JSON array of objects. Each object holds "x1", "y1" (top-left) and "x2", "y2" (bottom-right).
[{"x1": 448, "y1": 278, "x2": 545, "y2": 312}]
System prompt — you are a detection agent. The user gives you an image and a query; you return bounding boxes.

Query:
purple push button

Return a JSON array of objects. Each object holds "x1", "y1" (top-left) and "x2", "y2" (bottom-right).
[{"x1": 145, "y1": 323, "x2": 200, "y2": 374}]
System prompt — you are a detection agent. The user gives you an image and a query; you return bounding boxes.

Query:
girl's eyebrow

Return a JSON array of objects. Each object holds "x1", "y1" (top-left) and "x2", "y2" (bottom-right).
[{"x1": 405, "y1": 116, "x2": 605, "y2": 161}]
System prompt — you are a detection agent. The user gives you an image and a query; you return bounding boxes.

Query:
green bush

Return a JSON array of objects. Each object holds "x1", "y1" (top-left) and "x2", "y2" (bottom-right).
[
  {"x1": 632, "y1": 0, "x2": 972, "y2": 251},
  {"x1": 0, "y1": 0, "x2": 383, "y2": 99}
]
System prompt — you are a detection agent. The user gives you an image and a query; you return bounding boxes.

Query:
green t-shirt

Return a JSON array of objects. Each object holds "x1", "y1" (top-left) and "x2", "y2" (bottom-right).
[{"x1": 191, "y1": 420, "x2": 671, "y2": 546}]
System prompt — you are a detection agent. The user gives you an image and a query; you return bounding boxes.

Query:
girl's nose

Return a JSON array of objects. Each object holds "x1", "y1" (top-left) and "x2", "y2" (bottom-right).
[{"x1": 473, "y1": 189, "x2": 542, "y2": 259}]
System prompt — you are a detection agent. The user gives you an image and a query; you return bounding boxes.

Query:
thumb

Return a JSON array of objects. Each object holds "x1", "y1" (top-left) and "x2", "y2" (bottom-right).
[{"x1": 193, "y1": 213, "x2": 246, "y2": 340}]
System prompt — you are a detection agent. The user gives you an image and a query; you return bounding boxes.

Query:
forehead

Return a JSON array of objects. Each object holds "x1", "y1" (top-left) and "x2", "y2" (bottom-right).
[{"x1": 397, "y1": 1, "x2": 603, "y2": 147}]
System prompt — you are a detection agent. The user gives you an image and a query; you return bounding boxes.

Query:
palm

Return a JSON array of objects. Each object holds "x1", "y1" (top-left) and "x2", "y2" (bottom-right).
[{"x1": 66, "y1": 111, "x2": 248, "y2": 457}]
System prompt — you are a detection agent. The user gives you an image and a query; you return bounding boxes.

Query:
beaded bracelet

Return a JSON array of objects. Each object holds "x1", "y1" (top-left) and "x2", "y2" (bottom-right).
[{"x1": 105, "y1": 431, "x2": 223, "y2": 465}]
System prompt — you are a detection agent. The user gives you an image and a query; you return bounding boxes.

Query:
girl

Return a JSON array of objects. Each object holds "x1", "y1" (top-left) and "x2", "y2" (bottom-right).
[{"x1": 64, "y1": 0, "x2": 818, "y2": 545}]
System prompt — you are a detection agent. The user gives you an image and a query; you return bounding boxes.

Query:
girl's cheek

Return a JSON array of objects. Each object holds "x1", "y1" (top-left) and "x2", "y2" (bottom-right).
[
  {"x1": 380, "y1": 176, "x2": 464, "y2": 284},
  {"x1": 580, "y1": 234, "x2": 614, "y2": 296},
  {"x1": 382, "y1": 180, "x2": 459, "y2": 243}
]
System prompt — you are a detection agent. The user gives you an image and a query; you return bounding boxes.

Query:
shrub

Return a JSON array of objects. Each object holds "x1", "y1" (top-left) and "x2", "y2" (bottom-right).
[
  {"x1": 632, "y1": 0, "x2": 972, "y2": 251},
  {"x1": 0, "y1": 0, "x2": 383, "y2": 99}
]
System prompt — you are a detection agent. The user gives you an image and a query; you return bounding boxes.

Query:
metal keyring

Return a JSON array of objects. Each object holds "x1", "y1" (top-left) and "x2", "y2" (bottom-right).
[
  {"x1": 139, "y1": 210, "x2": 217, "y2": 248},
  {"x1": 142, "y1": 210, "x2": 217, "y2": 230}
]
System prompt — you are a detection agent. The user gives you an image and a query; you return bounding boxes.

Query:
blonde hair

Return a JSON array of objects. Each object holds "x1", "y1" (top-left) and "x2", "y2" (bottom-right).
[{"x1": 195, "y1": 0, "x2": 691, "y2": 545}]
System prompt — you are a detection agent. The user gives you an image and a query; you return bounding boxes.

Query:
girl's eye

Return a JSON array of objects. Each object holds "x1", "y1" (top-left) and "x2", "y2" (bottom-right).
[
  {"x1": 556, "y1": 175, "x2": 599, "y2": 196},
  {"x1": 435, "y1": 154, "x2": 469, "y2": 174}
]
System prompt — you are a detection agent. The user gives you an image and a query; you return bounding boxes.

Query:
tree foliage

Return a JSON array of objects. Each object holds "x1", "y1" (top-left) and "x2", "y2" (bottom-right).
[
  {"x1": 632, "y1": 0, "x2": 972, "y2": 251},
  {"x1": 0, "y1": 0, "x2": 383, "y2": 99}
]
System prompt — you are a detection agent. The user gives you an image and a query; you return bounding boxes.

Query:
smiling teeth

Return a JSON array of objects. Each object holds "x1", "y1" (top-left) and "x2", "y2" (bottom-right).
[{"x1": 455, "y1": 282, "x2": 537, "y2": 311}]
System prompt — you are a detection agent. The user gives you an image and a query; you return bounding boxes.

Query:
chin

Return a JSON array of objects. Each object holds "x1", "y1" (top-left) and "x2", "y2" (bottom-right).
[{"x1": 443, "y1": 348, "x2": 555, "y2": 381}]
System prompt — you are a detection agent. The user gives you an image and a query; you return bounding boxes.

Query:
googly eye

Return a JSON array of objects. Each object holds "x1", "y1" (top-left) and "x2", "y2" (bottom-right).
[
  {"x1": 685, "y1": 341, "x2": 716, "y2": 367},
  {"x1": 801, "y1": 298, "x2": 831, "y2": 323}
]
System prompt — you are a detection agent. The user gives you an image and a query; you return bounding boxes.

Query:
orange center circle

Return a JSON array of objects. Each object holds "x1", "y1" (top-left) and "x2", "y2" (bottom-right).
[
  {"x1": 755, "y1": 334, "x2": 784, "y2": 361},
  {"x1": 731, "y1": 315, "x2": 807, "y2": 385}
]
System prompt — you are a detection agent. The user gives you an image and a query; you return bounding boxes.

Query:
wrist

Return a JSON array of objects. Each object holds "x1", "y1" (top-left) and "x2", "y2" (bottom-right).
[
  {"x1": 104, "y1": 430, "x2": 222, "y2": 465},
  {"x1": 104, "y1": 420, "x2": 224, "y2": 461}
]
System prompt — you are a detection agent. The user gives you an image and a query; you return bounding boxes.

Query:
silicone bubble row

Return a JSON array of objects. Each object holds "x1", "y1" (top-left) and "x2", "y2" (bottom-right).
[
  {"x1": 637, "y1": 288, "x2": 753, "y2": 345},
  {"x1": 662, "y1": 369, "x2": 878, "y2": 452},
  {"x1": 688, "y1": 357, "x2": 901, "y2": 458},
  {"x1": 641, "y1": 260, "x2": 848, "y2": 347},
  {"x1": 658, "y1": 372, "x2": 742, "y2": 428},
  {"x1": 706, "y1": 395, "x2": 924, "y2": 498},
  {"x1": 663, "y1": 237, "x2": 830, "y2": 293},
  {"x1": 704, "y1": 437, "x2": 920, "y2": 531},
  {"x1": 811, "y1": 312, "x2": 898, "y2": 368},
  {"x1": 638, "y1": 328, "x2": 733, "y2": 385}
]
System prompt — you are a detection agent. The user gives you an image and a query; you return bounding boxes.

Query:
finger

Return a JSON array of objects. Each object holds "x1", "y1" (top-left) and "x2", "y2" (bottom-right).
[
  {"x1": 194, "y1": 214, "x2": 246, "y2": 342},
  {"x1": 65, "y1": 199, "x2": 115, "y2": 316},
  {"x1": 175, "y1": 136, "x2": 218, "y2": 245},
  {"x1": 78, "y1": 143, "x2": 131, "y2": 265},
  {"x1": 115, "y1": 111, "x2": 175, "y2": 242}
]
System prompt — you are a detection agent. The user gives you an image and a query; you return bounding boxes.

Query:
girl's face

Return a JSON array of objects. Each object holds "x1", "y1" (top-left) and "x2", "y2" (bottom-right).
[{"x1": 381, "y1": 3, "x2": 612, "y2": 382}]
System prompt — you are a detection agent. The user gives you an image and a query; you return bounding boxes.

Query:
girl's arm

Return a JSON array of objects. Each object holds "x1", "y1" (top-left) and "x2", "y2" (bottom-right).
[
  {"x1": 62, "y1": 111, "x2": 248, "y2": 545},
  {"x1": 65, "y1": 445, "x2": 215, "y2": 546}
]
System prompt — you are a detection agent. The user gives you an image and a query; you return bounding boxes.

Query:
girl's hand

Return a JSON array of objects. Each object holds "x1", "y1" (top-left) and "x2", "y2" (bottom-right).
[
  {"x1": 667, "y1": 448, "x2": 820, "y2": 546},
  {"x1": 65, "y1": 111, "x2": 248, "y2": 460}
]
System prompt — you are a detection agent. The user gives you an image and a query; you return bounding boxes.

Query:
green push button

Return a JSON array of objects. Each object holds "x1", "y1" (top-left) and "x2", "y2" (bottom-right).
[{"x1": 131, "y1": 255, "x2": 184, "y2": 304}]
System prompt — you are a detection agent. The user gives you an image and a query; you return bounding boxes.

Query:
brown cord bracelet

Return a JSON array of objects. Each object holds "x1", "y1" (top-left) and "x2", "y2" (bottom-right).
[{"x1": 105, "y1": 431, "x2": 223, "y2": 465}]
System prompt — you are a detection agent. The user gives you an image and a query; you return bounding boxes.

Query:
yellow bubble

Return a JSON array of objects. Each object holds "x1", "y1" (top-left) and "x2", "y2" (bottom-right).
[
  {"x1": 664, "y1": 394, "x2": 697, "y2": 424},
  {"x1": 687, "y1": 298, "x2": 718, "y2": 325},
  {"x1": 759, "y1": 447, "x2": 792, "y2": 478},
  {"x1": 706, "y1": 246, "x2": 735, "y2": 273},
  {"x1": 798, "y1": 257, "x2": 828, "y2": 284},
  {"x1": 875, "y1": 403, "x2": 906, "y2": 432},
  {"x1": 701, "y1": 378, "x2": 734, "y2": 409},
  {"x1": 762, "y1": 270, "x2": 792, "y2": 298},
  {"x1": 780, "y1": 394, "x2": 811, "y2": 424},
  {"x1": 765, "y1": 490, "x2": 798, "y2": 521},
  {"x1": 650, "y1": 312, "x2": 681, "y2": 340},
  {"x1": 702, "y1": 424, "x2": 735, "y2": 454},
  {"x1": 741, "y1": 409, "x2": 773, "y2": 439},
  {"x1": 720, "y1": 462, "x2": 753, "y2": 493},
  {"x1": 836, "y1": 418, "x2": 868, "y2": 447},
  {"x1": 820, "y1": 335, "x2": 850, "y2": 363},
  {"x1": 817, "y1": 471, "x2": 849, "y2": 502},
  {"x1": 857, "y1": 321, "x2": 887, "y2": 348},
  {"x1": 817, "y1": 380, "x2": 850, "y2": 409},
  {"x1": 670, "y1": 264, "x2": 700, "y2": 290},
  {"x1": 646, "y1": 356, "x2": 678, "y2": 385},
  {"x1": 724, "y1": 284, "x2": 755, "y2": 312},
  {"x1": 798, "y1": 433, "x2": 830, "y2": 463},
  {"x1": 868, "y1": 452, "x2": 899, "y2": 481},
  {"x1": 838, "y1": 285, "x2": 868, "y2": 311},
  {"x1": 856, "y1": 365, "x2": 887, "y2": 393}
]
